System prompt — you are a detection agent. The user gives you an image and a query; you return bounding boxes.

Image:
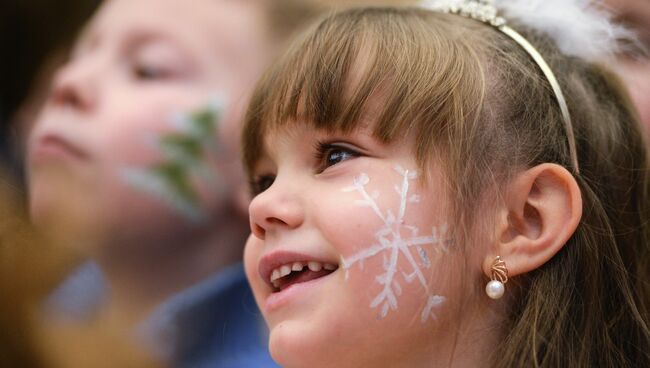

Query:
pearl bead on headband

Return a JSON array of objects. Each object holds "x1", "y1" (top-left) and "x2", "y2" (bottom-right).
[{"x1": 420, "y1": 0, "x2": 580, "y2": 175}]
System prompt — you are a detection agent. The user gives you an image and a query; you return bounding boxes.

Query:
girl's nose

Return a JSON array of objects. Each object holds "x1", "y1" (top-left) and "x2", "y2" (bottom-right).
[
  {"x1": 248, "y1": 181, "x2": 305, "y2": 240},
  {"x1": 49, "y1": 58, "x2": 99, "y2": 112}
]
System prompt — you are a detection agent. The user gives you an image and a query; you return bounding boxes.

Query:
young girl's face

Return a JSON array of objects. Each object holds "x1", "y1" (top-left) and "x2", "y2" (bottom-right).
[
  {"x1": 27, "y1": 0, "x2": 268, "y2": 247},
  {"x1": 245, "y1": 123, "x2": 469, "y2": 367}
]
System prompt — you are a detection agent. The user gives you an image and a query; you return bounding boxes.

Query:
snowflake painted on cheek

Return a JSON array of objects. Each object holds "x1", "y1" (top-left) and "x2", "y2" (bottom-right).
[{"x1": 341, "y1": 166, "x2": 451, "y2": 322}]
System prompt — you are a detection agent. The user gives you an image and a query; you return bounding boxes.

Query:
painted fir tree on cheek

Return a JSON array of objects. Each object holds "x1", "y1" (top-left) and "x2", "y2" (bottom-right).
[
  {"x1": 341, "y1": 166, "x2": 451, "y2": 322},
  {"x1": 122, "y1": 100, "x2": 224, "y2": 222}
]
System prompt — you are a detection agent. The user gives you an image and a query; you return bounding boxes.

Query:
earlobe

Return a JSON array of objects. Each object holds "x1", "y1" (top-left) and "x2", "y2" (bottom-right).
[{"x1": 483, "y1": 163, "x2": 582, "y2": 279}]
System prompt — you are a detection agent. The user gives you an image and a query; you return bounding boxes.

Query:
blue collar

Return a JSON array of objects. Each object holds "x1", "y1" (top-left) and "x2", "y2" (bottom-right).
[{"x1": 47, "y1": 262, "x2": 278, "y2": 367}]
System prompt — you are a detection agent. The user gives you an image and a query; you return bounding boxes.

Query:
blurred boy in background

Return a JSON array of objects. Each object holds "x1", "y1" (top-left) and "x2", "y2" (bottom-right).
[{"x1": 26, "y1": 0, "x2": 322, "y2": 366}]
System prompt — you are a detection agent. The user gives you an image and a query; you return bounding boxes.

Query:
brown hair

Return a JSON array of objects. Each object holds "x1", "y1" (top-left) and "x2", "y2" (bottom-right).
[{"x1": 243, "y1": 6, "x2": 650, "y2": 367}]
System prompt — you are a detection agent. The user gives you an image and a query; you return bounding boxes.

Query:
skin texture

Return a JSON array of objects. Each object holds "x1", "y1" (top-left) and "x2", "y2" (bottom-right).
[
  {"x1": 245, "y1": 124, "x2": 475, "y2": 368},
  {"x1": 26, "y1": 0, "x2": 269, "y2": 325},
  {"x1": 245, "y1": 122, "x2": 583, "y2": 367}
]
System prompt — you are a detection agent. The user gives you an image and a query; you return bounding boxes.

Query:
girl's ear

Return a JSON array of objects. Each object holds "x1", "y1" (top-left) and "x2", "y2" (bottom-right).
[{"x1": 483, "y1": 163, "x2": 582, "y2": 278}]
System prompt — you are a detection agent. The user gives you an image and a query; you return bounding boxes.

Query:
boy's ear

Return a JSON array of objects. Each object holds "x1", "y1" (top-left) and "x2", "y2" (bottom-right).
[{"x1": 483, "y1": 163, "x2": 582, "y2": 278}]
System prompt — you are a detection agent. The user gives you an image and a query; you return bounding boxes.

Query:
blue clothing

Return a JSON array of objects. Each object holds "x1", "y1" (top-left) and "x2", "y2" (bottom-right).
[
  {"x1": 44, "y1": 261, "x2": 106, "y2": 321},
  {"x1": 46, "y1": 262, "x2": 278, "y2": 368}
]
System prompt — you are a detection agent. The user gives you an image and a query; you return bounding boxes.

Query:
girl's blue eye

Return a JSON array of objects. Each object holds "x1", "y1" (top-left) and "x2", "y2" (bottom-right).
[
  {"x1": 250, "y1": 175, "x2": 275, "y2": 195},
  {"x1": 326, "y1": 149, "x2": 354, "y2": 166},
  {"x1": 315, "y1": 143, "x2": 360, "y2": 173}
]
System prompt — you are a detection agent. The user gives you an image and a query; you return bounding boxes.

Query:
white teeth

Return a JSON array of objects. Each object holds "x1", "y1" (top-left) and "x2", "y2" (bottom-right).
[
  {"x1": 280, "y1": 265, "x2": 292, "y2": 277},
  {"x1": 307, "y1": 261, "x2": 322, "y2": 272},
  {"x1": 269, "y1": 261, "x2": 339, "y2": 287},
  {"x1": 271, "y1": 269, "x2": 281, "y2": 282}
]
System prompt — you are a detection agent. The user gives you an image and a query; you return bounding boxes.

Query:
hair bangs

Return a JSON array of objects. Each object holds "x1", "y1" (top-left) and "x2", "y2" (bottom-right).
[{"x1": 243, "y1": 7, "x2": 486, "y2": 177}]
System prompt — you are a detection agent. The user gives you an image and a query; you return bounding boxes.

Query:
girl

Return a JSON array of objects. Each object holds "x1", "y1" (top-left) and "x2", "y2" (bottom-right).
[{"x1": 242, "y1": 1, "x2": 650, "y2": 367}]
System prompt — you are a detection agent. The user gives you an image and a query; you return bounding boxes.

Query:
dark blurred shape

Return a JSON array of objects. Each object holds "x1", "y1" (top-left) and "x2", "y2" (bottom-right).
[
  {"x1": 0, "y1": 0, "x2": 100, "y2": 175},
  {"x1": 0, "y1": 168, "x2": 101, "y2": 367},
  {"x1": 0, "y1": 170, "x2": 49, "y2": 366}
]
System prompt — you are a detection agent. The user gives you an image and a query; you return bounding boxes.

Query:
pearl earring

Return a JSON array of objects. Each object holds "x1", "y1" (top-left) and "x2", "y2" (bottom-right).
[{"x1": 485, "y1": 256, "x2": 508, "y2": 299}]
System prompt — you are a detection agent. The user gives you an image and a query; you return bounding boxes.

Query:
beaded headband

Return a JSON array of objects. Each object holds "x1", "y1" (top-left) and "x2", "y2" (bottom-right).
[{"x1": 421, "y1": 0, "x2": 580, "y2": 174}]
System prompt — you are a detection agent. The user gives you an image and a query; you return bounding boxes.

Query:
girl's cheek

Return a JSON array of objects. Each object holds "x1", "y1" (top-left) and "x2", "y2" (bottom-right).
[{"x1": 326, "y1": 168, "x2": 451, "y2": 322}]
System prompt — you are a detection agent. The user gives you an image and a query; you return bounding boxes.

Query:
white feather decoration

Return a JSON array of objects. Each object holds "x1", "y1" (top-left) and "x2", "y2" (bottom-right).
[
  {"x1": 420, "y1": 0, "x2": 635, "y2": 62},
  {"x1": 495, "y1": 0, "x2": 633, "y2": 62}
]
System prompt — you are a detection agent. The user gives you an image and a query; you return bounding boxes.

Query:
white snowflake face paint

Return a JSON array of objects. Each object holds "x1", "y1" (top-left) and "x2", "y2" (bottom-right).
[
  {"x1": 245, "y1": 124, "x2": 466, "y2": 368},
  {"x1": 27, "y1": 0, "x2": 267, "y2": 247},
  {"x1": 341, "y1": 167, "x2": 450, "y2": 322}
]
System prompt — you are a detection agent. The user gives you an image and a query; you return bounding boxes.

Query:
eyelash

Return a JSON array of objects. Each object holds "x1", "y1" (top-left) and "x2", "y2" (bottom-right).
[
  {"x1": 313, "y1": 141, "x2": 360, "y2": 174},
  {"x1": 250, "y1": 141, "x2": 361, "y2": 196}
]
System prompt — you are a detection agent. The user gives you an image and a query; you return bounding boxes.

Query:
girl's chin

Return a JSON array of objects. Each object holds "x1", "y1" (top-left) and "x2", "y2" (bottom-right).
[{"x1": 268, "y1": 329, "x2": 332, "y2": 368}]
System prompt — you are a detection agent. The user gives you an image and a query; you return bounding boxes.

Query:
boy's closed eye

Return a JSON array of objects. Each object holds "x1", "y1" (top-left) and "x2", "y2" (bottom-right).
[
  {"x1": 129, "y1": 39, "x2": 194, "y2": 82},
  {"x1": 132, "y1": 62, "x2": 174, "y2": 80}
]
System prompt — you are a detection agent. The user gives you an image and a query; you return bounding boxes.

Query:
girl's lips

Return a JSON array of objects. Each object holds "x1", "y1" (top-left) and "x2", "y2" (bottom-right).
[
  {"x1": 258, "y1": 250, "x2": 339, "y2": 290},
  {"x1": 264, "y1": 269, "x2": 337, "y2": 312}
]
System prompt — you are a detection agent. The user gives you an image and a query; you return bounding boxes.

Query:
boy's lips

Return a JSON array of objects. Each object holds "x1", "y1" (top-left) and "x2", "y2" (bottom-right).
[
  {"x1": 258, "y1": 250, "x2": 339, "y2": 292},
  {"x1": 30, "y1": 133, "x2": 90, "y2": 164}
]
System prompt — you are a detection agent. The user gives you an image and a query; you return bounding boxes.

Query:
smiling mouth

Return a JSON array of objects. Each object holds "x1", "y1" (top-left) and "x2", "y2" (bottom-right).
[{"x1": 269, "y1": 261, "x2": 338, "y2": 292}]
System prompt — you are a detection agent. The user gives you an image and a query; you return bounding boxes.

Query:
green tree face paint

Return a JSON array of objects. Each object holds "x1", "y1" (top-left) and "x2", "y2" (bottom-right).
[{"x1": 122, "y1": 101, "x2": 225, "y2": 222}]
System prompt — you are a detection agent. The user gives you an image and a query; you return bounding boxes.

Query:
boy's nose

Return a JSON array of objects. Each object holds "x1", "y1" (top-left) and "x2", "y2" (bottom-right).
[
  {"x1": 248, "y1": 182, "x2": 305, "y2": 240},
  {"x1": 49, "y1": 60, "x2": 98, "y2": 113}
]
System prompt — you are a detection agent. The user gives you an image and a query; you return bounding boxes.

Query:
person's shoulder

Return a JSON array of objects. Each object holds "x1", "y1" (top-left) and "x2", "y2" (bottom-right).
[{"x1": 143, "y1": 263, "x2": 273, "y2": 366}]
